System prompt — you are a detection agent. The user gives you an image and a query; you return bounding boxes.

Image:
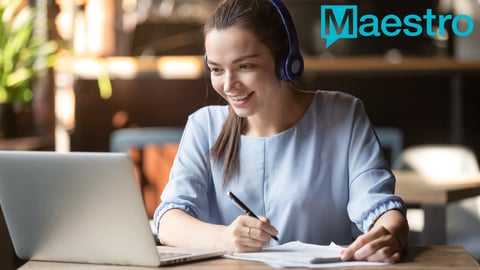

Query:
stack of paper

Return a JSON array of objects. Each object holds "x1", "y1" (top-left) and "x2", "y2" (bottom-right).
[{"x1": 226, "y1": 241, "x2": 390, "y2": 268}]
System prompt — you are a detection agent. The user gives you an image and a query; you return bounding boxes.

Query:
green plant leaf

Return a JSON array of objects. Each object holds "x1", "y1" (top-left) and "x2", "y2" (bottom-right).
[
  {"x1": 10, "y1": 4, "x2": 33, "y2": 32},
  {"x1": 0, "y1": 86, "x2": 7, "y2": 103},
  {"x1": 6, "y1": 67, "x2": 33, "y2": 87},
  {"x1": 1, "y1": 0, "x2": 22, "y2": 25}
]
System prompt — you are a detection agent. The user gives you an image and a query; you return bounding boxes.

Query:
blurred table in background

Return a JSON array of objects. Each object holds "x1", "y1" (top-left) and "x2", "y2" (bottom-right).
[{"x1": 394, "y1": 170, "x2": 480, "y2": 245}]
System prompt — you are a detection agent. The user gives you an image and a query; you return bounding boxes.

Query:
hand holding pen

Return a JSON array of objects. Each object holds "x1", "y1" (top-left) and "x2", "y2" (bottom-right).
[{"x1": 228, "y1": 191, "x2": 279, "y2": 242}]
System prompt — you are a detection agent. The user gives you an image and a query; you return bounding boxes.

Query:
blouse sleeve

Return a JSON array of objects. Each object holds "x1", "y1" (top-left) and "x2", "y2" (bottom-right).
[
  {"x1": 152, "y1": 108, "x2": 214, "y2": 233},
  {"x1": 346, "y1": 98, "x2": 406, "y2": 233}
]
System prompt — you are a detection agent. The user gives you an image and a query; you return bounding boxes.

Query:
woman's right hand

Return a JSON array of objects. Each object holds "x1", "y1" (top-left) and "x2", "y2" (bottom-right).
[{"x1": 221, "y1": 215, "x2": 278, "y2": 253}]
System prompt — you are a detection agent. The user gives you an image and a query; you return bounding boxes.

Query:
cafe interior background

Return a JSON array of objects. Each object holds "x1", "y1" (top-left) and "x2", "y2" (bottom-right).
[{"x1": 1, "y1": 0, "x2": 480, "y2": 264}]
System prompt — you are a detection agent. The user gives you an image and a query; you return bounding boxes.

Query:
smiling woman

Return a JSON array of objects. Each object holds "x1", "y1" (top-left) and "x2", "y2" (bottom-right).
[
  {"x1": 155, "y1": 0, "x2": 408, "y2": 263},
  {"x1": 205, "y1": 26, "x2": 282, "y2": 120}
]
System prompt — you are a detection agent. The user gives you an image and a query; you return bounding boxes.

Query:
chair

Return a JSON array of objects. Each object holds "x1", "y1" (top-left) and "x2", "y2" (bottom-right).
[
  {"x1": 1, "y1": 206, "x2": 19, "y2": 269},
  {"x1": 110, "y1": 127, "x2": 184, "y2": 153},
  {"x1": 110, "y1": 127, "x2": 183, "y2": 219}
]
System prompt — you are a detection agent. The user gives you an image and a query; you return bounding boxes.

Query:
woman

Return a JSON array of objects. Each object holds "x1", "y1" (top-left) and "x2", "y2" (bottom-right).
[{"x1": 154, "y1": 0, "x2": 409, "y2": 263}]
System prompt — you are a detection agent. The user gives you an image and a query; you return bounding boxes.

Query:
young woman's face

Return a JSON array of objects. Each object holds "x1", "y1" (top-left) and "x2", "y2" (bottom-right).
[{"x1": 205, "y1": 26, "x2": 282, "y2": 118}]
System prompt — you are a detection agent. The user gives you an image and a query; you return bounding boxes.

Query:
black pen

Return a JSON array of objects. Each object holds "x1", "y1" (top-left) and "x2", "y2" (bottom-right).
[{"x1": 227, "y1": 191, "x2": 279, "y2": 242}]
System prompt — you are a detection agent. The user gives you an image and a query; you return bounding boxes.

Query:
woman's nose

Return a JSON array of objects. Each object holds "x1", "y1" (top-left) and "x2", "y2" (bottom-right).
[{"x1": 223, "y1": 71, "x2": 238, "y2": 92}]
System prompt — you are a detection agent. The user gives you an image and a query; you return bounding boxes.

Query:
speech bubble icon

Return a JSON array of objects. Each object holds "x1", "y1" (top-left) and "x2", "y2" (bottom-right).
[{"x1": 320, "y1": 5, "x2": 358, "y2": 48}]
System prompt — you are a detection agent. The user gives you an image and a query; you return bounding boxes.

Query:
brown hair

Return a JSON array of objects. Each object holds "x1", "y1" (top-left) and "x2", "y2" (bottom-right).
[{"x1": 206, "y1": 0, "x2": 289, "y2": 184}]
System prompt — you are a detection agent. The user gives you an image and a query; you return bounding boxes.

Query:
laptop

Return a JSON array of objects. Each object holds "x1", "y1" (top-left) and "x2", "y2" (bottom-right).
[{"x1": 0, "y1": 151, "x2": 225, "y2": 266}]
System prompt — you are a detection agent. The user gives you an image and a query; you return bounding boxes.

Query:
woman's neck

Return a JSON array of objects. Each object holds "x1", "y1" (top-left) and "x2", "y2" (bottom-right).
[{"x1": 243, "y1": 87, "x2": 314, "y2": 137}]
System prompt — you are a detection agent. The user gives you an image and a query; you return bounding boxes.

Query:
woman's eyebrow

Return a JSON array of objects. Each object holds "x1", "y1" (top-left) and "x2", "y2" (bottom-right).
[
  {"x1": 207, "y1": 54, "x2": 259, "y2": 66},
  {"x1": 232, "y1": 54, "x2": 259, "y2": 64}
]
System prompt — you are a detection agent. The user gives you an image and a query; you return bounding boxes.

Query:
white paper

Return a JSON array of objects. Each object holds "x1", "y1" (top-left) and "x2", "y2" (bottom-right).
[{"x1": 225, "y1": 241, "x2": 390, "y2": 268}]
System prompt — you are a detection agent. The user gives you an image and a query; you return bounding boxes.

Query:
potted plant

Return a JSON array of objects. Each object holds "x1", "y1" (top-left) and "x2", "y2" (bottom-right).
[{"x1": 0, "y1": 0, "x2": 57, "y2": 138}]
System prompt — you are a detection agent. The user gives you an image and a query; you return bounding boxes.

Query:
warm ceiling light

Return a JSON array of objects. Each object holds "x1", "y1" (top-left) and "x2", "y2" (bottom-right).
[{"x1": 156, "y1": 56, "x2": 203, "y2": 79}]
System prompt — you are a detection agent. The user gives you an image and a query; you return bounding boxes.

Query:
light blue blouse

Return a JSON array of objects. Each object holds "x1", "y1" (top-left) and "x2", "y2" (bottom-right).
[{"x1": 154, "y1": 90, "x2": 406, "y2": 245}]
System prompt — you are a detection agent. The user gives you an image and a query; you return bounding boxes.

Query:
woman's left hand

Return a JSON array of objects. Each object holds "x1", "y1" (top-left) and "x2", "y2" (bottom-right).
[{"x1": 340, "y1": 225, "x2": 402, "y2": 263}]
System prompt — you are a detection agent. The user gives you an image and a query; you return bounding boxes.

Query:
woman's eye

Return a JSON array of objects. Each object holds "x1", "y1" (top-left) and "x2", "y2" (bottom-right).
[
  {"x1": 210, "y1": 67, "x2": 221, "y2": 73},
  {"x1": 240, "y1": 64, "x2": 253, "y2": 69}
]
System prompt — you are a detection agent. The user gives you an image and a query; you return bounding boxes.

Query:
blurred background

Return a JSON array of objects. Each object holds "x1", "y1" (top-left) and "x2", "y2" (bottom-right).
[{"x1": 1, "y1": 0, "x2": 478, "y2": 156}]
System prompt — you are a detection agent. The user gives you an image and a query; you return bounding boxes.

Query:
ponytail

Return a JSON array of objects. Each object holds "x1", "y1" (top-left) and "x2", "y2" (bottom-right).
[{"x1": 210, "y1": 106, "x2": 244, "y2": 184}]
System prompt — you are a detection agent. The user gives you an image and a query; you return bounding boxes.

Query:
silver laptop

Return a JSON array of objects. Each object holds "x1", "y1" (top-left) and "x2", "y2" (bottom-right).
[{"x1": 0, "y1": 151, "x2": 224, "y2": 266}]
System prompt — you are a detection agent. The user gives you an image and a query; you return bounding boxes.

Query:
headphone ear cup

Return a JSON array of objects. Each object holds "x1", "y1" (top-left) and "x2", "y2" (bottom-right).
[
  {"x1": 278, "y1": 52, "x2": 304, "y2": 81},
  {"x1": 284, "y1": 52, "x2": 304, "y2": 81}
]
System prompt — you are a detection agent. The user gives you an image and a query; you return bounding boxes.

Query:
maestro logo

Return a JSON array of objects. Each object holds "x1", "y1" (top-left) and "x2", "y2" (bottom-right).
[{"x1": 320, "y1": 5, "x2": 475, "y2": 48}]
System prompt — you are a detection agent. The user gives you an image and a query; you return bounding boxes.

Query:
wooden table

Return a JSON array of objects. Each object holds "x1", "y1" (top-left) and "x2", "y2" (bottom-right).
[
  {"x1": 16, "y1": 246, "x2": 480, "y2": 270},
  {"x1": 394, "y1": 170, "x2": 480, "y2": 245}
]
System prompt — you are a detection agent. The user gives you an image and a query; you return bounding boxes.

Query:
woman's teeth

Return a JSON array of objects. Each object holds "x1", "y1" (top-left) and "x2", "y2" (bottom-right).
[{"x1": 230, "y1": 93, "x2": 251, "y2": 101}]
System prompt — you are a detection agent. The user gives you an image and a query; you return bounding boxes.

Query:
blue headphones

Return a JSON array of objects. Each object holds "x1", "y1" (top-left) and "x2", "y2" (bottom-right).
[
  {"x1": 204, "y1": 0, "x2": 304, "y2": 82},
  {"x1": 268, "y1": 0, "x2": 304, "y2": 81}
]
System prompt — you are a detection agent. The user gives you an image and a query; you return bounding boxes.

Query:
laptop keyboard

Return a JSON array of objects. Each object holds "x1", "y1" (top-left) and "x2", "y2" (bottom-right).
[{"x1": 158, "y1": 252, "x2": 192, "y2": 259}]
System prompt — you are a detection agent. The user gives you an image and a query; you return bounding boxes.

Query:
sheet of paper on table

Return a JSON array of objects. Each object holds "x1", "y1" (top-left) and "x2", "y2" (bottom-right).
[{"x1": 225, "y1": 241, "x2": 390, "y2": 268}]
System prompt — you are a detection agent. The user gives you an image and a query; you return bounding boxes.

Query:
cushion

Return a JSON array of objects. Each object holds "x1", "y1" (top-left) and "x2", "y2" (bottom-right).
[{"x1": 128, "y1": 143, "x2": 179, "y2": 218}]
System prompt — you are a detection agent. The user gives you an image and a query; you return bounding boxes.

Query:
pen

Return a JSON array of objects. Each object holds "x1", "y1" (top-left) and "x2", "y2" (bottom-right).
[{"x1": 227, "y1": 191, "x2": 279, "y2": 242}]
